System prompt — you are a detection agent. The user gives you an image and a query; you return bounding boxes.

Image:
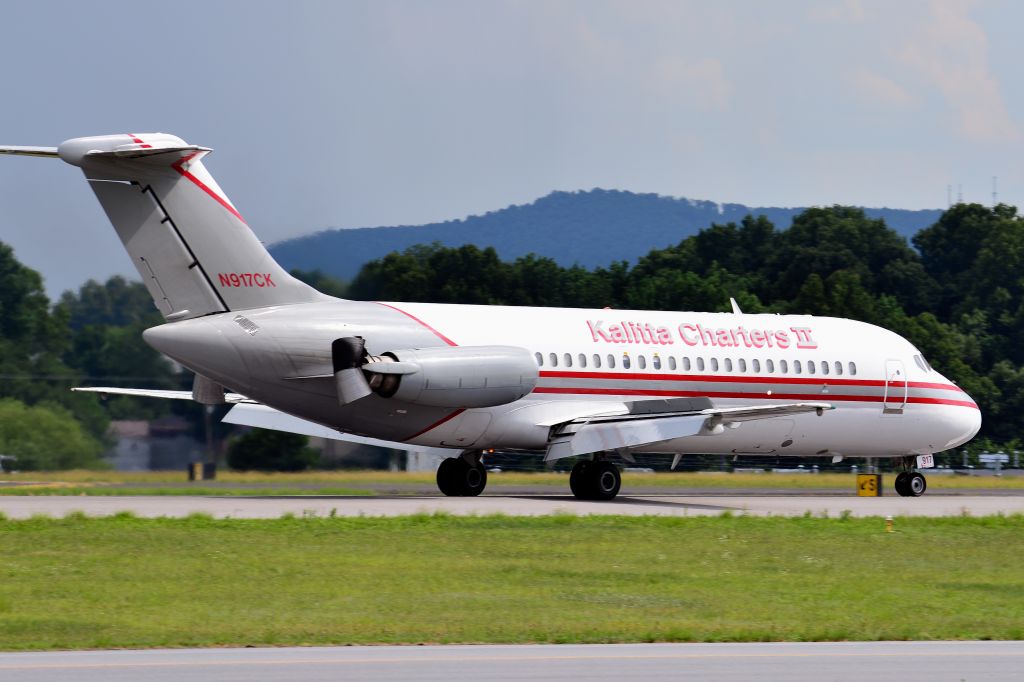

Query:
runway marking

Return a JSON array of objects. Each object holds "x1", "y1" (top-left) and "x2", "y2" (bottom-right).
[{"x1": 3, "y1": 649, "x2": 1022, "y2": 670}]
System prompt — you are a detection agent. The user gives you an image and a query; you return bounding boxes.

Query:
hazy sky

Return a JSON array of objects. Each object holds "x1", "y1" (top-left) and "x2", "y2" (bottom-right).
[{"x1": 2, "y1": 0, "x2": 1022, "y2": 296}]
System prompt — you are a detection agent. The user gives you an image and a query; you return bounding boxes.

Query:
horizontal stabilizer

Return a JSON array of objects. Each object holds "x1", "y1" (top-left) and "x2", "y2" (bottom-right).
[
  {"x1": 0, "y1": 145, "x2": 58, "y2": 157},
  {"x1": 224, "y1": 404, "x2": 453, "y2": 455},
  {"x1": 71, "y1": 387, "x2": 255, "y2": 403}
]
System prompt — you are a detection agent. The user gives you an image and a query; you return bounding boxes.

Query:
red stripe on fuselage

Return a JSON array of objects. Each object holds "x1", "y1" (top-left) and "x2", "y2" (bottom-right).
[
  {"x1": 375, "y1": 303, "x2": 458, "y2": 346},
  {"x1": 405, "y1": 408, "x2": 465, "y2": 440},
  {"x1": 538, "y1": 370, "x2": 962, "y2": 393},
  {"x1": 532, "y1": 386, "x2": 978, "y2": 409}
]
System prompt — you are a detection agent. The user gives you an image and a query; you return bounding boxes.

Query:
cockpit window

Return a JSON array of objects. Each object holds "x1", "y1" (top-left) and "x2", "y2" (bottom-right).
[{"x1": 913, "y1": 355, "x2": 927, "y2": 372}]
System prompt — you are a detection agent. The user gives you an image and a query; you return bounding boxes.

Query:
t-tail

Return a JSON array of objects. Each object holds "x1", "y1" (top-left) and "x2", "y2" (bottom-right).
[{"x1": 1, "y1": 133, "x2": 324, "y2": 320}]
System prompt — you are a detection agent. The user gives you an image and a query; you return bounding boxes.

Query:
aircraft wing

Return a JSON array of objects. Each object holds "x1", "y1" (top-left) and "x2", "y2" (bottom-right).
[
  {"x1": 71, "y1": 387, "x2": 257, "y2": 403},
  {"x1": 545, "y1": 401, "x2": 833, "y2": 461}
]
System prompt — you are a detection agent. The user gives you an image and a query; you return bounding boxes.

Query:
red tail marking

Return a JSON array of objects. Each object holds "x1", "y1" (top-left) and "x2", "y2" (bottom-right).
[
  {"x1": 171, "y1": 152, "x2": 247, "y2": 224},
  {"x1": 375, "y1": 303, "x2": 458, "y2": 346}
]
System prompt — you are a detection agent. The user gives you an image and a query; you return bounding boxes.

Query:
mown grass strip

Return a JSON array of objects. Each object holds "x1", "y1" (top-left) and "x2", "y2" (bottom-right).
[{"x1": 1, "y1": 514, "x2": 1022, "y2": 650}]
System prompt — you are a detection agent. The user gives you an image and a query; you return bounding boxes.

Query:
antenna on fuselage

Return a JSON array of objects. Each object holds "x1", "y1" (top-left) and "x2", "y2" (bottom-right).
[{"x1": 730, "y1": 297, "x2": 743, "y2": 315}]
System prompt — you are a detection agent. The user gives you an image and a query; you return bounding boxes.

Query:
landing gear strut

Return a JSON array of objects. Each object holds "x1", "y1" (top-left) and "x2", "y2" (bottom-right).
[
  {"x1": 894, "y1": 457, "x2": 927, "y2": 497},
  {"x1": 569, "y1": 459, "x2": 621, "y2": 500},
  {"x1": 436, "y1": 451, "x2": 487, "y2": 497}
]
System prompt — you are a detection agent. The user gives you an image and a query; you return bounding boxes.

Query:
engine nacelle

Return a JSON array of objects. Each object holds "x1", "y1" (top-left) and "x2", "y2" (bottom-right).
[{"x1": 366, "y1": 345, "x2": 538, "y2": 408}]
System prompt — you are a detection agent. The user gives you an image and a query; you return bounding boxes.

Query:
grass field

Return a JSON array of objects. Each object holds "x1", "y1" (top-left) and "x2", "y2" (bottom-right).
[
  {"x1": 1, "y1": 513, "x2": 1022, "y2": 650},
  {"x1": 3, "y1": 469, "x2": 1024, "y2": 495}
]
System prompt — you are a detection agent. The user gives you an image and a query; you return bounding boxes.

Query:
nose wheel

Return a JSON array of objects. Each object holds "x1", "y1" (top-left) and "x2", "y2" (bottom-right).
[
  {"x1": 569, "y1": 460, "x2": 621, "y2": 500},
  {"x1": 436, "y1": 453, "x2": 487, "y2": 496},
  {"x1": 895, "y1": 471, "x2": 927, "y2": 497}
]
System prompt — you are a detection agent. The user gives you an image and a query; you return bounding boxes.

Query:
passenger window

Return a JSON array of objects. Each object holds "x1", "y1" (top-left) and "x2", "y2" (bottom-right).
[
  {"x1": 807, "y1": 360, "x2": 815, "y2": 375},
  {"x1": 593, "y1": 354, "x2": 602, "y2": 368},
  {"x1": 821, "y1": 361, "x2": 828, "y2": 375},
  {"x1": 724, "y1": 358, "x2": 733, "y2": 372},
  {"x1": 668, "y1": 357, "x2": 677, "y2": 370},
  {"x1": 682, "y1": 357, "x2": 691, "y2": 371},
  {"x1": 638, "y1": 355, "x2": 647, "y2": 370},
  {"x1": 607, "y1": 354, "x2": 615, "y2": 369},
  {"x1": 564, "y1": 353, "x2": 572, "y2": 367},
  {"x1": 535, "y1": 352, "x2": 543, "y2": 366},
  {"x1": 549, "y1": 353, "x2": 558, "y2": 367},
  {"x1": 653, "y1": 355, "x2": 662, "y2": 370},
  {"x1": 834, "y1": 361, "x2": 843, "y2": 376},
  {"x1": 697, "y1": 357, "x2": 706, "y2": 371},
  {"x1": 622, "y1": 354, "x2": 632, "y2": 369},
  {"x1": 780, "y1": 359, "x2": 789, "y2": 373},
  {"x1": 766, "y1": 359, "x2": 774, "y2": 373},
  {"x1": 738, "y1": 358, "x2": 746, "y2": 373},
  {"x1": 710, "y1": 358, "x2": 719, "y2": 372},
  {"x1": 794, "y1": 360, "x2": 802, "y2": 374},
  {"x1": 849, "y1": 362, "x2": 857, "y2": 376},
  {"x1": 578, "y1": 353, "x2": 587, "y2": 368},
  {"x1": 752, "y1": 359, "x2": 761, "y2": 373}
]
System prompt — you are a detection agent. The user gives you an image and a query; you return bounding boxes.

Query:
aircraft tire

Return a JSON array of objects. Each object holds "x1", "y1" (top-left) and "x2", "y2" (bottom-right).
[
  {"x1": 462, "y1": 460, "x2": 487, "y2": 497},
  {"x1": 589, "y1": 461, "x2": 621, "y2": 501},
  {"x1": 894, "y1": 471, "x2": 911, "y2": 497},
  {"x1": 907, "y1": 471, "x2": 927, "y2": 497},
  {"x1": 569, "y1": 461, "x2": 591, "y2": 499},
  {"x1": 436, "y1": 458, "x2": 463, "y2": 496},
  {"x1": 436, "y1": 457, "x2": 488, "y2": 497}
]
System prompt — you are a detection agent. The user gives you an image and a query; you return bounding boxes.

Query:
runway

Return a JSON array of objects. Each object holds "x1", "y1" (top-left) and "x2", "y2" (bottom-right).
[
  {"x1": 2, "y1": 493, "x2": 1023, "y2": 518},
  {"x1": 1, "y1": 641, "x2": 1020, "y2": 681}
]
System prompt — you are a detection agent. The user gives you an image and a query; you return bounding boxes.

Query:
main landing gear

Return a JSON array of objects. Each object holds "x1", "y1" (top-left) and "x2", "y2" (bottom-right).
[
  {"x1": 569, "y1": 459, "x2": 621, "y2": 501},
  {"x1": 436, "y1": 451, "x2": 487, "y2": 497},
  {"x1": 894, "y1": 457, "x2": 927, "y2": 497}
]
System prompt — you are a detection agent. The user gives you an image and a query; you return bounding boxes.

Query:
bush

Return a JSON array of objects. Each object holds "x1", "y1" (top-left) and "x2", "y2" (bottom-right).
[
  {"x1": 226, "y1": 429, "x2": 319, "y2": 472},
  {"x1": 0, "y1": 398, "x2": 105, "y2": 470}
]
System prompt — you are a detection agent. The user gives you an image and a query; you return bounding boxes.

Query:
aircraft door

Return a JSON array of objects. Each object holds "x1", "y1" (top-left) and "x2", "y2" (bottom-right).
[{"x1": 883, "y1": 359, "x2": 907, "y2": 413}]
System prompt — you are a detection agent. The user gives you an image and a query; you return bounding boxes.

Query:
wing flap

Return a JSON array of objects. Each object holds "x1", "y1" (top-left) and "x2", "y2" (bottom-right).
[{"x1": 545, "y1": 401, "x2": 833, "y2": 460}]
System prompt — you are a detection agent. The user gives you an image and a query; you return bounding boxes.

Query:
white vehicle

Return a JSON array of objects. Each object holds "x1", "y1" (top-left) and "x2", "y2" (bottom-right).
[{"x1": 1, "y1": 134, "x2": 981, "y2": 499}]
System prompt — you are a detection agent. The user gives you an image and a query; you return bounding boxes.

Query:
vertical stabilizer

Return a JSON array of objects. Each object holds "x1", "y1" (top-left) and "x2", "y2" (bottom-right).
[{"x1": 55, "y1": 133, "x2": 324, "y2": 320}]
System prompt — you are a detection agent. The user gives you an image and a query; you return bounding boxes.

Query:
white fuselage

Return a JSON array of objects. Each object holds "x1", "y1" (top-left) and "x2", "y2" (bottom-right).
[{"x1": 144, "y1": 299, "x2": 982, "y2": 461}]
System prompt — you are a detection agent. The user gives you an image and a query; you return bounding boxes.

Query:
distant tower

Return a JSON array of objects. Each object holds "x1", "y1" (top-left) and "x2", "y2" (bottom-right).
[
  {"x1": 993, "y1": 176, "x2": 998, "y2": 207},
  {"x1": 947, "y1": 184, "x2": 952, "y2": 208}
]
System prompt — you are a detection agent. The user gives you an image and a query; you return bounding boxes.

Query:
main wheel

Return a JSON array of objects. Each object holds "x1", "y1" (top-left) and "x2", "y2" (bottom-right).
[
  {"x1": 569, "y1": 461, "x2": 591, "y2": 498},
  {"x1": 569, "y1": 460, "x2": 621, "y2": 500},
  {"x1": 462, "y1": 459, "x2": 487, "y2": 497},
  {"x1": 436, "y1": 457, "x2": 463, "y2": 496},
  {"x1": 436, "y1": 457, "x2": 488, "y2": 497},
  {"x1": 589, "y1": 461, "x2": 621, "y2": 501},
  {"x1": 907, "y1": 471, "x2": 927, "y2": 497},
  {"x1": 894, "y1": 471, "x2": 911, "y2": 497}
]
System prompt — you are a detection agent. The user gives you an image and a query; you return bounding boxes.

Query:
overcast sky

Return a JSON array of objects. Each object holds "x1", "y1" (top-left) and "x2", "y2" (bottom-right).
[{"x1": 2, "y1": 0, "x2": 1022, "y2": 296}]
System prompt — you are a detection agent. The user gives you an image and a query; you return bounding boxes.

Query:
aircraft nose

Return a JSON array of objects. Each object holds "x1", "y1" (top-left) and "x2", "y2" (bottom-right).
[{"x1": 942, "y1": 399, "x2": 982, "y2": 450}]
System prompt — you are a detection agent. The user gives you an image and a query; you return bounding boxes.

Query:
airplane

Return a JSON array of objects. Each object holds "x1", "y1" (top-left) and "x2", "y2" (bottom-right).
[{"x1": 1, "y1": 133, "x2": 981, "y2": 499}]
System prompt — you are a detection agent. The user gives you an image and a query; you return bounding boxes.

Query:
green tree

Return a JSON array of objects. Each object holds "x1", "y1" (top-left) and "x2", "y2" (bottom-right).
[
  {"x1": 226, "y1": 429, "x2": 319, "y2": 472},
  {"x1": 0, "y1": 398, "x2": 105, "y2": 470}
]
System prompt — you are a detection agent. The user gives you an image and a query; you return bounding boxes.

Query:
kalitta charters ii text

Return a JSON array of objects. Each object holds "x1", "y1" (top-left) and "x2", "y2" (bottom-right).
[{"x1": 586, "y1": 320, "x2": 818, "y2": 350}]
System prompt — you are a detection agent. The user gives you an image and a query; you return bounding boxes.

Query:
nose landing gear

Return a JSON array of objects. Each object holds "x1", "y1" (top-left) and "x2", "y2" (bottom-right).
[{"x1": 894, "y1": 461, "x2": 927, "y2": 497}]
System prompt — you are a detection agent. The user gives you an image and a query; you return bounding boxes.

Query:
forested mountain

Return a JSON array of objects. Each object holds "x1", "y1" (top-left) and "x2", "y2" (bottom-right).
[{"x1": 270, "y1": 189, "x2": 943, "y2": 281}]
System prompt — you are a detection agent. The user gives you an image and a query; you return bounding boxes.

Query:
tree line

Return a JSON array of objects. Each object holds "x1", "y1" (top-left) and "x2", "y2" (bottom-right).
[{"x1": 0, "y1": 202, "x2": 1017, "y2": 469}]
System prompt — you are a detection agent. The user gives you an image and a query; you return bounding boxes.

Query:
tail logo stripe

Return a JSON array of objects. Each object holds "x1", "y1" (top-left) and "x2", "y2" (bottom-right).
[{"x1": 171, "y1": 152, "x2": 247, "y2": 224}]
